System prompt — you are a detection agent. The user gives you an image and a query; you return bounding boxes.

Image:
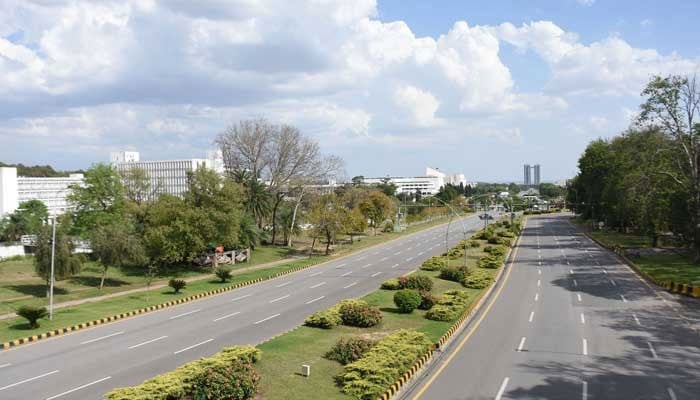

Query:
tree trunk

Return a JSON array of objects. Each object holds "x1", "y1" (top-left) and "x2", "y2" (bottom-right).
[
  {"x1": 99, "y1": 267, "x2": 107, "y2": 290},
  {"x1": 309, "y1": 238, "x2": 316, "y2": 257},
  {"x1": 288, "y1": 189, "x2": 304, "y2": 247},
  {"x1": 270, "y1": 193, "x2": 284, "y2": 245},
  {"x1": 325, "y1": 231, "x2": 331, "y2": 255}
]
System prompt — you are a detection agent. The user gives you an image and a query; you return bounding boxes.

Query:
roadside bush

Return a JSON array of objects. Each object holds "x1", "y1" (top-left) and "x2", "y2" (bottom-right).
[
  {"x1": 339, "y1": 302, "x2": 383, "y2": 328},
  {"x1": 399, "y1": 274, "x2": 434, "y2": 292},
  {"x1": 191, "y1": 359, "x2": 260, "y2": 400},
  {"x1": 478, "y1": 254, "x2": 502, "y2": 269},
  {"x1": 484, "y1": 245, "x2": 507, "y2": 257},
  {"x1": 381, "y1": 278, "x2": 401, "y2": 290},
  {"x1": 214, "y1": 267, "x2": 232, "y2": 283},
  {"x1": 468, "y1": 240, "x2": 481, "y2": 248},
  {"x1": 106, "y1": 346, "x2": 260, "y2": 400},
  {"x1": 16, "y1": 305, "x2": 48, "y2": 329},
  {"x1": 425, "y1": 305, "x2": 460, "y2": 321},
  {"x1": 418, "y1": 291, "x2": 437, "y2": 310},
  {"x1": 447, "y1": 247, "x2": 465, "y2": 259},
  {"x1": 420, "y1": 256, "x2": 446, "y2": 271},
  {"x1": 337, "y1": 330, "x2": 432, "y2": 400},
  {"x1": 326, "y1": 337, "x2": 377, "y2": 365},
  {"x1": 169, "y1": 278, "x2": 187, "y2": 294},
  {"x1": 497, "y1": 230, "x2": 515, "y2": 238},
  {"x1": 439, "y1": 266, "x2": 467, "y2": 282},
  {"x1": 473, "y1": 230, "x2": 490, "y2": 240},
  {"x1": 393, "y1": 289, "x2": 422, "y2": 313},
  {"x1": 487, "y1": 236, "x2": 512, "y2": 246},
  {"x1": 425, "y1": 290, "x2": 471, "y2": 322},
  {"x1": 305, "y1": 299, "x2": 363, "y2": 329},
  {"x1": 462, "y1": 269, "x2": 493, "y2": 289}
]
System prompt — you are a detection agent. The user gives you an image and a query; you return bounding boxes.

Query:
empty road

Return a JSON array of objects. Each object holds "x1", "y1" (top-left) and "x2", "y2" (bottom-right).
[
  {"x1": 405, "y1": 214, "x2": 700, "y2": 400},
  {"x1": 0, "y1": 213, "x2": 490, "y2": 399}
]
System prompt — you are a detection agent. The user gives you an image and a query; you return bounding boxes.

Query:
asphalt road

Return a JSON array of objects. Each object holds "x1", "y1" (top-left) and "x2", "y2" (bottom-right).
[
  {"x1": 403, "y1": 214, "x2": 700, "y2": 400},
  {"x1": 0, "y1": 213, "x2": 491, "y2": 400}
]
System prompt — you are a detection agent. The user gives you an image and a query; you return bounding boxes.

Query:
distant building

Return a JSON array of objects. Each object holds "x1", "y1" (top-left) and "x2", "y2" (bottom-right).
[
  {"x1": 0, "y1": 167, "x2": 84, "y2": 217},
  {"x1": 363, "y1": 167, "x2": 467, "y2": 196},
  {"x1": 110, "y1": 151, "x2": 224, "y2": 199},
  {"x1": 533, "y1": 164, "x2": 541, "y2": 186},
  {"x1": 523, "y1": 164, "x2": 541, "y2": 186}
]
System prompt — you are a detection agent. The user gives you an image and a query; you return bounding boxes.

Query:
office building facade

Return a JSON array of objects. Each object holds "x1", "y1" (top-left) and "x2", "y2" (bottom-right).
[
  {"x1": 363, "y1": 167, "x2": 467, "y2": 196},
  {"x1": 0, "y1": 167, "x2": 84, "y2": 217},
  {"x1": 523, "y1": 164, "x2": 541, "y2": 186}
]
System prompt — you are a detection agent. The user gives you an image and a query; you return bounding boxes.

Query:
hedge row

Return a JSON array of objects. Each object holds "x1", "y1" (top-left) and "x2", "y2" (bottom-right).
[
  {"x1": 304, "y1": 299, "x2": 365, "y2": 329},
  {"x1": 336, "y1": 330, "x2": 433, "y2": 400},
  {"x1": 106, "y1": 346, "x2": 260, "y2": 400}
]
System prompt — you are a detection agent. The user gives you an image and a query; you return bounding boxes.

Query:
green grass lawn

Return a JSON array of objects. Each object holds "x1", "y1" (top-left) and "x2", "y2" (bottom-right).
[
  {"x1": 590, "y1": 230, "x2": 652, "y2": 248},
  {"x1": 634, "y1": 253, "x2": 700, "y2": 286}
]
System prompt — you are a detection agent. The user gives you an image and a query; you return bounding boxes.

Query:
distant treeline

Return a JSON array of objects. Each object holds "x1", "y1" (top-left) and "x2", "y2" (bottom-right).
[{"x1": 0, "y1": 162, "x2": 83, "y2": 177}]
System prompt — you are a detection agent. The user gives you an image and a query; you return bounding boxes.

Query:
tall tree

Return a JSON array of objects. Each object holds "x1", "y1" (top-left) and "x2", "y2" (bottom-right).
[
  {"x1": 68, "y1": 163, "x2": 125, "y2": 236},
  {"x1": 0, "y1": 199, "x2": 48, "y2": 241},
  {"x1": 308, "y1": 194, "x2": 349, "y2": 255},
  {"x1": 91, "y1": 221, "x2": 146, "y2": 289},
  {"x1": 120, "y1": 166, "x2": 158, "y2": 205},
  {"x1": 358, "y1": 191, "x2": 396, "y2": 235},
  {"x1": 34, "y1": 220, "x2": 82, "y2": 294}
]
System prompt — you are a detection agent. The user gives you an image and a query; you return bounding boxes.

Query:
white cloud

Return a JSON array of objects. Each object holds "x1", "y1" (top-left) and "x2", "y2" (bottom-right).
[{"x1": 393, "y1": 85, "x2": 441, "y2": 127}]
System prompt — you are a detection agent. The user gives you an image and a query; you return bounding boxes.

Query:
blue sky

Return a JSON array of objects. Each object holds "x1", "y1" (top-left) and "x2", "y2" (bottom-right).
[{"x1": 0, "y1": 0, "x2": 698, "y2": 182}]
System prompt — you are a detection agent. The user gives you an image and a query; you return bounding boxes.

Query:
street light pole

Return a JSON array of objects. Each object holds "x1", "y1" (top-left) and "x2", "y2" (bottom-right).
[{"x1": 49, "y1": 216, "x2": 56, "y2": 320}]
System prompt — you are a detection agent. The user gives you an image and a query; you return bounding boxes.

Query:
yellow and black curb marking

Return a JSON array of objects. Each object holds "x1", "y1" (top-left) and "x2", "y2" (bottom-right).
[
  {"x1": 377, "y1": 221, "x2": 524, "y2": 400},
  {"x1": 0, "y1": 262, "x2": 320, "y2": 351},
  {"x1": 584, "y1": 231, "x2": 700, "y2": 300}
]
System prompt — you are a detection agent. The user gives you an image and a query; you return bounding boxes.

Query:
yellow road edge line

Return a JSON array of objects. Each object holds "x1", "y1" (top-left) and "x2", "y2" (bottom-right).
[{"x1": 411, "y1": 219, "x2": 526, "y2": 400}]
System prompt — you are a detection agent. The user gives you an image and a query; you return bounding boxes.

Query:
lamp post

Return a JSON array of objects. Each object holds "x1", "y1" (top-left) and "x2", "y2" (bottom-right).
[
  {"x1": 431, "y1": 197, "x2": 469, "y2": 270},
  {"x1": 49, "y1": 216, "x2": 56, "y2": 320}
]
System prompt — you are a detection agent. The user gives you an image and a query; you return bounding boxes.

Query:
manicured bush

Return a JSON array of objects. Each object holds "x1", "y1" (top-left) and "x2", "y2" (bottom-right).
[
  {"x1": 487, "y1": 236, "x2": 512, "y2": 246},
  {"x1": 393, "y1": 289, "x2": 422, "y2": 313},
  {"x1": 425, "y1": 290, "x2": 471, "y2": 322},
  {"x1": 191, "y1": 359, "x2": 260, "y2": 400},
  {"x1": 106, "y1": 346, "x2": 260, "y2": 400},
  {"x1": 305, "y1": 299, "x2": 363, "y2": 329},
  {"x1": 420, "y1": 256, "x2": 447, "y2": 271},
  {"x1": 468, "y1": 240, "x2": 481, "y2": 248},
  {"x1": 381, "y1": 278, "x2": 401, "y2": 290},
  {"x1": 400, "y1": 274, "x2": 434, "y2": 292},
  {"x1": 339, "y1": 302, "x2": 383, "y2": 328},
  {"x1": 487, "y1": 236, "x2": 500, "y2": 244},
  {"x1": 484, "y1": 245, "x2": 507, "y2": 257},
  {"x1": 478, "y1": 254, "x2": 502, "y2": 269},
  {"x1": 418, "y1": 291, "x2": 437, "y2": 310},
  {"x1": 425, "y1": 305, "x2": 460, "y2": 321},
  {"x1": 473, "y1": 230, "x2": 490, "y2": 240},
  {"x1": 169, "y1": 278, "x2": 187, "y2": 294},
  {"x1": 439, "y1": 266, "x2": 467, "y2": 282},
  {"x1": 214, "y1": 267, "x2": 232, "y2": 283},
  {"x1": 16, "y1": 305, "x2": 48, "y2": 329},
  {"x1": 497, "y1": 230, "x2": 515, "y2": 238},
  {"x1": 462, "y1": 269, "x2": 493, "y2": 289},
  {"x1": 325, "y1": 337, "x2": 376, "y2": 365},
  {"x1": 447, "y1": 247, "x2": 465, "y2": 259},
  {"x1": 337, "y1": 330, "x2": 432, "y2": 400}
]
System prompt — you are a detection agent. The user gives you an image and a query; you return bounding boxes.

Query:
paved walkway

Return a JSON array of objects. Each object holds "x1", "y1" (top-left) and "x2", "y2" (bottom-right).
[{"x1": 0, "y1": 256, "x2": 304, "y2": 320}]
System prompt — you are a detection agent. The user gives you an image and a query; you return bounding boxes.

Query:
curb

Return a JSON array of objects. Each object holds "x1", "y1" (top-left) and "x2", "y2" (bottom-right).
[
  {"x1": 582, "y1": 231, "x2": 700, "y2": 299},
  {"x1": 1, "y1": 217, "x2": 464, "y2": 352},
  {"x1": 377, "y1": 219, "x2": 525, "y2": 400}
]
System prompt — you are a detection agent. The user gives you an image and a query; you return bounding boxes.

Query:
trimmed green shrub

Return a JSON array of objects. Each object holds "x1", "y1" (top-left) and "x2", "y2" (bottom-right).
[
  {"x1": 214, "y1": 267, "x2": 232, "y2": 283},
  {"x1": 399, "y1": 274, "x2": 433, "y2": 292},
  {"x1": 468, "y1": 240, "x2": 481, "y2": 248},
  {"x1": 191, "y1": 359, "x2": 260, "y2": 400},
  {"x1": 439, "y1": 266, "x2": 467, "y2": 282},
  {"x1": 393, "y1": 289, "x2": 422, "y2": 313},
  {"x1": 420, "y1": 256, "x2": 447, "y2": 271},
  {"x1": 425, "y1": 290, "x2": 471, "y2": 322},
  {"x1": 425, "y1": 305, "x2": 460, "y2": 321},
  {"x1": 169, "y1": 278, "x2": 187, "y2": 294},
  {"x1": 462, "y1": 269, "x2": 493, "y2": 289},
  {"x1": 418, "y1": 291, "x2": 437, "y2": 310},
  {"x1": 16, "y1": 305, "x2": 48, "y2": 329},
  {"x1": 305, "y1": 299, "x2": 364, "y2": 329},
  {"x1": 473, "y1": 230, "x2": 490, "y2": 240},
  {"x1": 381, "y1": 278, "x2": 401, "y2": 290},
  {"x1": 447, "y1": 247, "x2": 465, "y2": 259},
  {"x1": 487, "y1": 236, "x2": 512, "y2": 246},
  {"x1": 340, "y1": 302, "x2": 383, "y2": 328},
  {"x1": 106, "y1": 346, "x2": 260, "y2": 400},
  {"x1": 478, "y1": 254, "x2": 502, "y2": 269},
  {"x1": 484, "y1": 245, "x2": 507, "y2": 257},
  {"x1": 325, "y1": 336, "x2": 376, "y2": 365},
  {"x1": 497, "y1": 230, "x2": 515, "y2": 238},
  {"x1": 337, "y1": 330, "x2": 432, "y2": 400}
]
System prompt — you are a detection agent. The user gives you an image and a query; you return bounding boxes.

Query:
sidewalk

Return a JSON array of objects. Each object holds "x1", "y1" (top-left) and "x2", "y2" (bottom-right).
[{"x1": 0, "y1": 256, "x2": 304, "y2": 321}]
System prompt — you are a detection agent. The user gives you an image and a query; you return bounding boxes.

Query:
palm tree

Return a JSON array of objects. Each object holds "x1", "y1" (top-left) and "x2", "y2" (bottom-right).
[{"x1": 230, "y1": 169, "x2": 272, "y2": 227}]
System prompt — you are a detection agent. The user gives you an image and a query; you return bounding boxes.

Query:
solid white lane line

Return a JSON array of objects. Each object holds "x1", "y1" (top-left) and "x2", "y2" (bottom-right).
[
  {"x1": 391, "y1": 263, "x2": 399, "y2": 269},
  {"x1": 45, "y1": 376, "x2": 111, "y2": 400},
  {"x1": 361, "y1": 263, "x2": 372, "y2": 269},
  {"x1": 306, "y1": 296, "x2": 325, "y2": 304},
  {"x1": 270, "y1": 294, "x2": 290, "y2": 303},
  {"x1": 537, "y1": 279, "x2": 541, "y2": 287},
  {"x1": 213, "y1": 311, "x2": 241, "y2": 322},
  {"x1": 276, "y1": 281, "x2": 292, "y2": 288},
  {"x1": 582, "y1": 338, "x2": 588, "y2": 356},
  {"x1": 582, "y1": 381, "x2": 588, "y2": 400},
  {"x1": 174, "y1": 339, "x2": 214, "y2": 354},
  {"x1": 647, "y1": 341, "x2": 658, "y2": 359},
  {"x1": 580, "y1": 313, "x2": 585, "y2": 324},
  {"x1": 128, "y1": 335, "x2": 168, "y2": 349},
  {"x1": 668, "y1": 387, "x2": 677, "y2": 400},
  {"x1": 529, "y1": 311, "x2": 535, "y2": 322},
  {"x1": 494, "y1": 377, "x2": 510, "y2": 400},
  {"x1": 344, "y1": 282, "x2": 358, "y2": 289},
  {"x1": 0, "y1": 363, "x2": 10, "y2": 369},
  {"x1": 341, "y1": 271, "x2": 352, "y2": 277},
  {"x1": 335, "y1": 263, "x2": 347, "y2": 269},
  {"x1": 254, "y1": 314, "x2": 280, "y2": 325},
  {"x1": 633, "y1": 313, "x2": 641, "y2": 326},
  {"x1": 80, "y1": 331, "x2": 125, "y2": 344},
  {"x1": 620, "y1": 294, "x2": 628, "y2": 302},
  {"x1": 0, "y1": 370, "x2": 60, "y2": 392},
  {"x1": 310, "y1": 282, "x2": 326, "y2": 289},
  {"x1": 231, "y1": 294, "x2": 252, "y2": 302},
  {"x1": 573, "y1": 279, "x2": 578, "y2": 287},
  {"x1": 577, "y1": 293, "x2": 582, "y2": 302},
  {"x1": 371, "y1": 272, "x2": 382, "y2": 277},
  {"x1": 517, "y1": 337, "x2": 526, "y2": 352},
  {"x1": 535, "y1": 293, "x2": 539, "y2": 302},
  {"x1": 310, "y1": 271, "x2": 323, "y2": 277},
  {"x1": 169, "y1": 309, "x2": 201, "y2": 320}
]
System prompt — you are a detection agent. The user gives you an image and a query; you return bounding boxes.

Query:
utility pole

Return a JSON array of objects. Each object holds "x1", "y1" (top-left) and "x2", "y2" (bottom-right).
[{"x1": 49, "y1": 216, "x2": 56, "y2": 320}]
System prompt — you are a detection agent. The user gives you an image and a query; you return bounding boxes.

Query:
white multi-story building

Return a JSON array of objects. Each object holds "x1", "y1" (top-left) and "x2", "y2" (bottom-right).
[
  {"x1": 363, "y1": 167, "x2": 467, "y2": 196},
  {"x1": 0, "y1": 167, "x2": 84, "y2": 217},
  {"x1": 110, "y1": 151, "x2": 224, "y2": 199}
]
